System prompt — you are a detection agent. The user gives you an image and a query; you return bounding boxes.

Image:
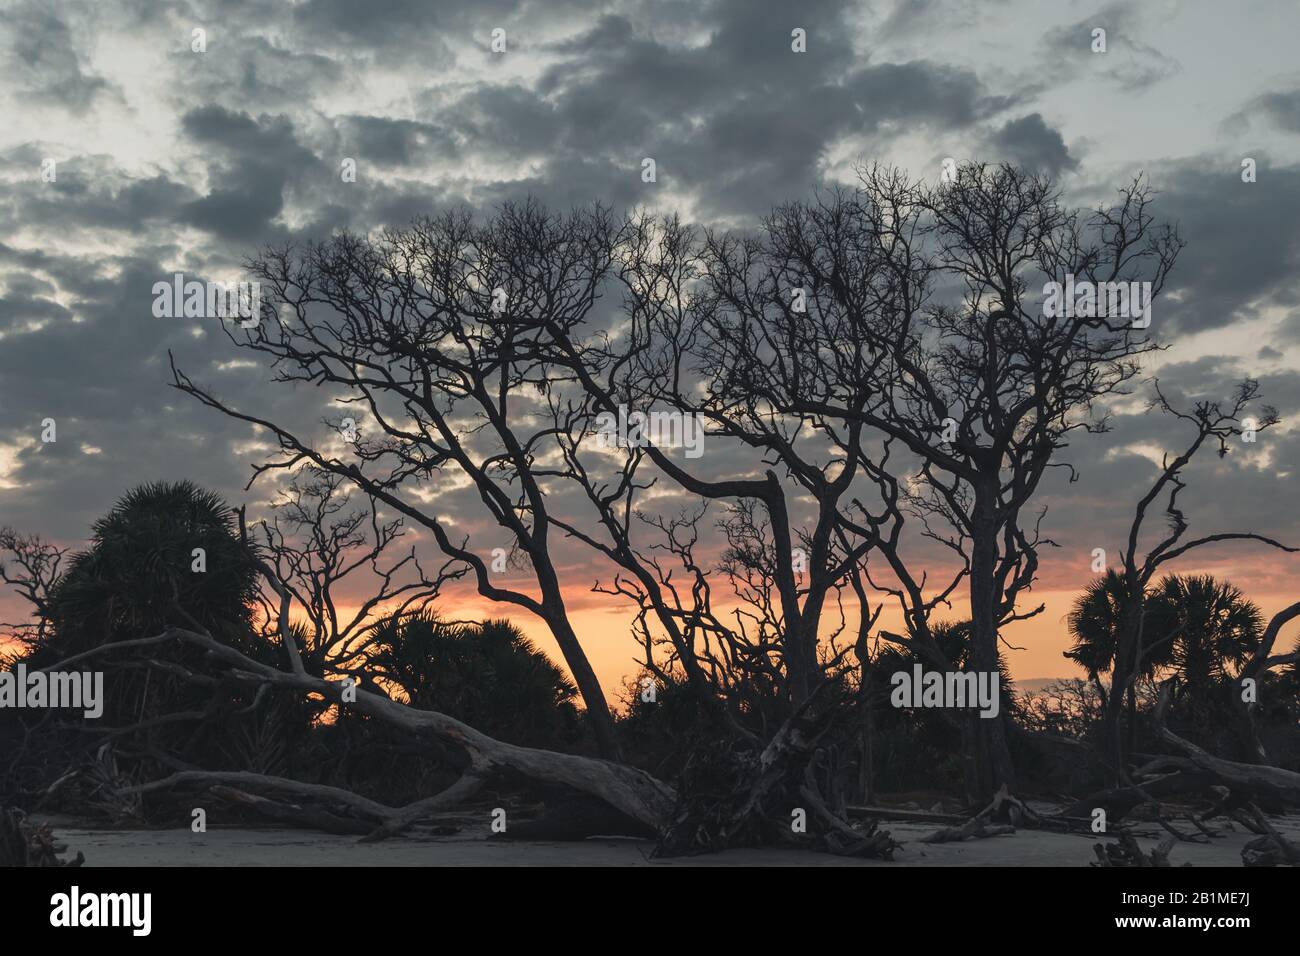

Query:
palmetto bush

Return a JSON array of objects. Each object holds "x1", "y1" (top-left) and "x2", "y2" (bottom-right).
[
  {"x1": 1065, "y1": 572, "x2": 1270, "y2": 756},
  {"x1": 358, "y1": 611, "x2": 583, "y2": 750},
  {"x1": 7, "y1": 482, "x2": 300, "y2": 805},
  {"x1": 38, "y1": 481, "x2": 263, "y2": 659},
  {"x1": 1067, "y1": 572, "x2": 1262, "y2": 691}
]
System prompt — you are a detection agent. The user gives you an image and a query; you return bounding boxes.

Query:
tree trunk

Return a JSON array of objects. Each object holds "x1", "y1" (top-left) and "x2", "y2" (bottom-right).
[
  {"x1": 542, "y1": 608, "x2": 622, "y2": 761},
  {"x1": 959, "y1": 714, "x2": 983, "y2": 802},
  {"x1": 1153, "y1": 682, "x2": 1300, "y2": 804},
  {"x1": 61, "y1": 628, "x2": 672, "y2": 832},
  {"x1": 860, "y1": 687, "x2": 875, "y2": 805},
  {"x1": 1101, "y1": 595, "x2": 1143, "y2": 786},
  {"x1": 1230, "y1": 601, "x2": 1300, "y2": 763},
  {"x1": 967, "y1": 510, "x2": 1015, "y2": 795},
  {"x1": 656, "y1": 710, "x2": 896, "y2": 858}
]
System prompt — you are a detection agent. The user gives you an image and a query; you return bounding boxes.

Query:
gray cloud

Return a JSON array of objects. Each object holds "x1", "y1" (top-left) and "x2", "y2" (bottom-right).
[
  {"x1": 1040, "y1": 3, "x2": 1180, "y2": 92},
  {"x1": 1237, "y1": 87, "x2": 1300, "y2": 137},
  {"x1": 0, "y1": 1, "x2": 116, "y2": 113},
  {"x1": 981, "y1": 113, "x2": 1078, "y2": 177},
  {"x1": 0, "y1": 0, "x2": 1296, "y2": 636},
  {"x1": 1146, "y1": 158, "x2": 1300, "y2": 335}
]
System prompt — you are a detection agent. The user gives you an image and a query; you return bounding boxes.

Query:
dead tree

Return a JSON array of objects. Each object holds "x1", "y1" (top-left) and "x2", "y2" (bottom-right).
[
  {"x1": 1232, "y1": 601, "x2": 1300, "y2": 764},
  {"x1": 1, "y1": 530, "x2": 72, "y2": 795},
  {"x1": 152, "y1": 172, "x2": 1275, "y2": 848},
  {"x1": 0, "y1": 527, "x2": 67, "y2": 652},
  {"x1": 41, "y1": 624, "x2": 676, "y2": 839},
  {"x1": 1149, "y1": 679, "x2": 1300, "y2": 805},
  {"x1": 171, "y1": 203, "x2": 626, "y2": 759},
  {"x1": 524, "y1": 209, "x2": 911, "y2": 847},
  {"x1": 247, "y1": 466, "x2": 463, "y2": 678},
  {"x1": 1099, "y1": 381, "x2": 1294, "y2": 781},
  {"x1": 844, "y1": 163, "x2": 1180, "y2": 796},
  {"x1": 165, "y1": 201, "x2": 902, "y2": 853},
  {"x1": 602, "y1": 164, "x2": 1183, "y2": 800}
]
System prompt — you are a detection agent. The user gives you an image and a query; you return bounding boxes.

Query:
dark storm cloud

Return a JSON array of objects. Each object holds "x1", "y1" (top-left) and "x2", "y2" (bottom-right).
[
  {"x1": 1240, "y1": 88, "x2": 1300, "y2": 137},
  {"x1": 0, "y1": 253, "x2": 259, "y2": 535},
  {"x1": 1144, "y1": 159, "x2": 1300, "y2": 335},
  {"x1": 292, "y1": 0, "x2": 473, "y2": 49},
  {"x1": 981, "y1": 113, "x2": 1078, "y2": 177},
  {"x1": 0, "y1": 240, "x2": 389, "y2": 544},
  {"x1": 0, "y1": 241, "x2": 173, "y2": 306},
  {"x1": 164, "y1": 34, "x2": 345, "y2": 113},
  {"x1": 179, "y1": 106, "x2": 325, "y2": 241},
  {"x1": 335, "y1": 116, "x2": 461, "y2": 167},
  {"x1": 874, "y1": 0, "x2": 1012, "y2": 39},
  {"x1": 1, "y1": 0, "x2": 1295, "y2": 613},
  {"x1": 285, "y1": 0, "x2": 574, "y2": 66},
  {"x1": 446, "y1": 5, "x2": 1015, "y2": 218},
  {"x1": 435, "y1": 85, "x2": 560, "y2": 156},
  {"x1": 0, "y1": 152, "x2": 198, "y2": 235},
  {"x1": 0, "y1": 280, "x2": 71, "y2": 334},
  {"x1": 876, "y1": 0, "x2": 946, "y2": 38}
]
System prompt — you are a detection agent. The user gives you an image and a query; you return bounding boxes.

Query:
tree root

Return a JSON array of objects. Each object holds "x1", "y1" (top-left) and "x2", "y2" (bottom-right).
[
  {"x1": 1091, "y1": 832, "x2": 1180, "y2": 867},
  {"x1": 0, "y1": 806, "x2": 85, "y2": 867}
]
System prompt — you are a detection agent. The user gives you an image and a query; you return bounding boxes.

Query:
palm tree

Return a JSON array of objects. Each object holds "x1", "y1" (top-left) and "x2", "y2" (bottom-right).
[
  {"x1": 36, "y1": 481, "x2": 263, "y2": 662},
  {"x1": 13, "y1": 482, "x2": 291, "y2": 783},
  {"x1": 871, "y1": 620, "x2": 1018, "y2": 711},
  {"x1": 1065, "y1": 572, "x2": 1262, "y2": 722},
  {"x1": 1065, "y1": 571, "x2": 1156, "y2": 705},
  {"x1": 360, "y1": 612, "x2": 581, "y2": 748},
  {"x1": 1146, "y1": 575, "x2": 1262, "y2": 687}
]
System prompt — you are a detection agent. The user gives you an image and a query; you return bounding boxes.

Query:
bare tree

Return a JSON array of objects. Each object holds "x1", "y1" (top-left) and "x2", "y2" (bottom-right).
[
  {"x1": 145, "y1": 166, "x2": 1290, "y2": 845},
  {"x1": 1234, "y1": 603, "x2": 1300, "y2": 764},
  {"x1": 627, "y1": 163, "x2": 1184, "y2": 795},
  {"x1": 1101, "y1": 380, "x2": 1294, "y2": 779},
  {"x1": 169, "y1": 202, "x2": 900, "y2": 853},
  {"x1": 0, "y1": 528, "x2": 67, "y2": 652},
  {"x1": 248, "y1": 466, "x2": 462, "y2": 677},
  {"x1": 172, "y1": 202, "x2": 627, "y2": 759}
]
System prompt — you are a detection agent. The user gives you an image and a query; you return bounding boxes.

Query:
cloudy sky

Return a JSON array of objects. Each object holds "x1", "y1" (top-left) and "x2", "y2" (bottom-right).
[{"x1": 2, "y1": 0, "x2": 1299, "y2": 689}]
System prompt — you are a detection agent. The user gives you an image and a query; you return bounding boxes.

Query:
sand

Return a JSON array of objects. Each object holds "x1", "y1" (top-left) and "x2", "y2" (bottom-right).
[{"x1": 46, "y1": 815, "x2": 1299, "y2": 866}]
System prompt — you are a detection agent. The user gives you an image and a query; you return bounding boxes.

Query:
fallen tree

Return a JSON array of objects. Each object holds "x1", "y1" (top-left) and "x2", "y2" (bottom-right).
[
  {"x1": 44, "y1": 624, "x2": 901, "y2": 856},
  {"x1": 43, "y1": 626, "x2": 677, "y2": 839},
  {"x1": 1150, "y1": 680, "x2": 1300, "y2": 806}
]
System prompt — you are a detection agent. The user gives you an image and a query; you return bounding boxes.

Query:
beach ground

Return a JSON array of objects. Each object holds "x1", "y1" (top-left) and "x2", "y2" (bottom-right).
[{"x1": 40, "y1": 813, "x2": 1300, "y2": 866}]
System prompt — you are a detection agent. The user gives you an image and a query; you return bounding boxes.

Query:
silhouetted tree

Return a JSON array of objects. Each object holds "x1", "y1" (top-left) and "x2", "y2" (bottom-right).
[
  {"x1": 361, "y1": 612, "x2": 581, "y2": 748},
  {"x1": 3, "y1": 482, "x2": 293, "y2": 802},
  {"x1": 1096, "y1": 382, "x2": 1291, "y2": 782},
  {"x1": 148, "y1": 167, "x2": 1294, "y2": 848}
]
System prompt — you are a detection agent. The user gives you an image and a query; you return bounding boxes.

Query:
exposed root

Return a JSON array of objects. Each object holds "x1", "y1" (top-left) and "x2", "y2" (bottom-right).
[
  {"x1": 0, "y1": 806, "x2": 85, "y2": 867},
  {"x1": 1091, "y1": 832, "x2": 1180, "y2": 868}
]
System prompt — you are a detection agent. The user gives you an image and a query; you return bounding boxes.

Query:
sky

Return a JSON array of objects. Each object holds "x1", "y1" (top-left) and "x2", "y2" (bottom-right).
[{"x1": 2, "y1": 0, "x2": 1299, "y2": 696}]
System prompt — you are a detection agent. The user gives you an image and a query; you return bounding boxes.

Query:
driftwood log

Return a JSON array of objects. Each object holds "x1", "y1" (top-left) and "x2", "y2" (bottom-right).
[
  {"x1": 1151, "y1": 681, "x2": 1300, "y2": 805},
  {"x1": 43, "y1": 626, "x2": 677, "y2": 841}
]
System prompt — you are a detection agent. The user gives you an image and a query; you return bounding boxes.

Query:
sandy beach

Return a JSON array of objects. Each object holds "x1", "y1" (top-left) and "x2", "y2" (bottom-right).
[{"x1": 44, "y1": 815, "x2": 1300, "y2": 867}]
